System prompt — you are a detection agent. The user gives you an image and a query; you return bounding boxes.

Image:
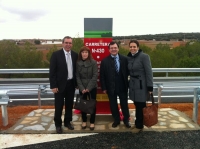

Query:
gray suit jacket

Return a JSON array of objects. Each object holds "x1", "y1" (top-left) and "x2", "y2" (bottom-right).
[{"x1": 76, "y1": 59, "x2": 98, "y2": 92}]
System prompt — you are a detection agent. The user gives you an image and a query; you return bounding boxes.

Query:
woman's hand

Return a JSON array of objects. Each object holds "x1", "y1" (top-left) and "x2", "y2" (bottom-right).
[{"x1": 82, "y1": 89, "x2": 86, "y2": 94}]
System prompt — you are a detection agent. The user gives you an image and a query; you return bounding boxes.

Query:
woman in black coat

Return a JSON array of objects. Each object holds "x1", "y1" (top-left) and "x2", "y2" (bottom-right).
[{"x1": 127, "y1": 40, "x2": 153, "y2": 133}]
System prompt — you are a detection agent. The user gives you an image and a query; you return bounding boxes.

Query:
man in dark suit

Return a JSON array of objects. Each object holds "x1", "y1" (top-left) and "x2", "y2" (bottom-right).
[
  {"x1": 49, "y1": 36, "x2": 78, "y2": 133},
  {"x1": 100, "y1": 41, "x2": 131, "y2": 128}
]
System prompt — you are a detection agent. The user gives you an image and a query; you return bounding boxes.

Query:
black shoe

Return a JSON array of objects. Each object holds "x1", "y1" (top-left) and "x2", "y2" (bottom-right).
[
  {"x1": 90, "y1": 127, "x2": 95, "y2": 131},
  {"x1": 112, "y1": 121, "x2": 120, "y2": 128},
  {"x1": 124, "y1": 122, "x2": 131, "y2": 128},
  {"x1": 56, "y1": 126, "x2": 63, "y2": 134},
  {"x1": 81, "y1": 122, "x2": 87, "y2": 129},
  {"x1": 64, "y1": 123, "x2": 74, "y2": 130},
  {"x1": 89, "y1": 124, "x2": 95, "y2": 131},
  {"x1": 82, "y1": 126, "x2": 87, "y2": 129}
]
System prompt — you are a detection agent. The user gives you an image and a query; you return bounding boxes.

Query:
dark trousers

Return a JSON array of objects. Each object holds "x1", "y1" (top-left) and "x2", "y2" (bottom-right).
[
  {"x1": 107, "y1": 91, "x2": 130, "y2": 123},
  {"x1": 80, "y1": 88, "x2": 97, "y2": 124},
  {"x1": 134, "y1": 101, "x2": 146, "y2": 129},
  {"x1": 54, "y1": 79, "x2": 75, "y2": 127}
]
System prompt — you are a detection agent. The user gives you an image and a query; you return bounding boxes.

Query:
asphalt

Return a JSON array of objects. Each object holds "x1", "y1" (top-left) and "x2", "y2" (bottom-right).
[
  {"x1": 2, "y1": 131, "x2": 200, "y2": 149},
  {"x1": 1, "y1": 108, "x2": 200, "y2": 149}
]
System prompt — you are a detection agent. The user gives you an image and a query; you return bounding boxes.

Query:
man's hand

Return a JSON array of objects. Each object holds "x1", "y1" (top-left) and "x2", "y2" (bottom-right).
[
  {"x1": 103, "y1": 90, "x2": 107, "y2": 94},
  {"x1": 51, "y1": 88, "x2": 59, "y2": 93}
]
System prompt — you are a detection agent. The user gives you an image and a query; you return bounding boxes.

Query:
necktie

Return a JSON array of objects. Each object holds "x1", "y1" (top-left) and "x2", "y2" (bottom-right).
[
  {"x1": 66, "y1": 53, "x2": 73, "y2": 79},
  {"x1": 114, "y1": 57, "x2": 119, "y2": 73}
]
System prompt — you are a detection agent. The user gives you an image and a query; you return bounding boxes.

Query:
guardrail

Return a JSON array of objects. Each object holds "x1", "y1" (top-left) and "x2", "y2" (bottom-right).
[
  {"x1": 1, "y1": 68, "x2": 200, "y2": 126},
  {"x1": 1, "y1": 68, "x2": 200, "y2": 74}
]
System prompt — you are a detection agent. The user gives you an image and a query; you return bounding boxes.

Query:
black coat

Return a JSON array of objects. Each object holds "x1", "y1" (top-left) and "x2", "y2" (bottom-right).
[
  {"x1": 100, "y1": 54, "x2": 129, "y2": 94},
  {"x1": 49, "y1": 49, "x2": 78, "y2": 93}
]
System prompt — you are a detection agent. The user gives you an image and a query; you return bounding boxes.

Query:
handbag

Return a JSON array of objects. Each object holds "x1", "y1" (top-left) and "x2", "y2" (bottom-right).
[
  {"x1": 143, "y1": 93, "x2": 158, "y2": 127},
  {"x1": 74, "y1": 92, "x2": 96, "y2": 114}
]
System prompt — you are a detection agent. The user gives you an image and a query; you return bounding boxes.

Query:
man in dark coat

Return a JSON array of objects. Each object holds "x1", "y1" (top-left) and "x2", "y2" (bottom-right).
[
  {"x1": 49, "y1": 36, "x2": 78, "y2": 133},
  {"x1": 100, "y1": 41, "x2": 130, "y2": 128}
]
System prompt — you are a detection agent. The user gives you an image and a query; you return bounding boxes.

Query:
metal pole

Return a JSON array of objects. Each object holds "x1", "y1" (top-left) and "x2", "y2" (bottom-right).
[
  {"x1": 157, "y1": 84, "x2": 163, "y2": 105},
  {"x1": 0, "y1": 95, "x2": 9, "y2": 126},
  {"x1": 192, "y1": 88, "x2": 200, "y2": 123},
  {"x1": 166, "y1": 72, "x2": 168, "y2": 77},
  {"x1": 1, "y1": 104, "x2": 8, "y2": 126},
  {"x1": 38, "y1": 85, "x2": 41, "y2": 109}
]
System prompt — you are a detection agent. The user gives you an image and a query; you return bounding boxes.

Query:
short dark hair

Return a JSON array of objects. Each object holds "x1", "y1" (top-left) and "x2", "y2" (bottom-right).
[
  {"x1": 62, "y1": 36, "x2": 72, "y2": 43},
  {"x1": 78, "y1": 46, "x2": 93, "y2": 61},
  {"x1": 129, "y1": 40, "x2": 139, "y2": 47},
  {"x1": 108, "y1": 41, "x2": 119, "y2": 49}
]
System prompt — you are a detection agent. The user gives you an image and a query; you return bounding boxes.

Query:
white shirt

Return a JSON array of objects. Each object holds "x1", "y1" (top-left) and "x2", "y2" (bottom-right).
[{"x1": 132, "y1": 51, "x2": 139, "y2": 56}]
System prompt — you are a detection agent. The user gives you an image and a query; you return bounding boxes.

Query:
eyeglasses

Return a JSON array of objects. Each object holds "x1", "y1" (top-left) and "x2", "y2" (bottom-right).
[{"x1": 64, "y1": 42, "x2": 72, "y2": 44}]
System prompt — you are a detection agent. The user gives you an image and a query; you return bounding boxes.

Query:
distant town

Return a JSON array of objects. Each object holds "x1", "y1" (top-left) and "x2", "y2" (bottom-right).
[{"x1": 1, "y1": 32, "x2": 199, "y2": 49}]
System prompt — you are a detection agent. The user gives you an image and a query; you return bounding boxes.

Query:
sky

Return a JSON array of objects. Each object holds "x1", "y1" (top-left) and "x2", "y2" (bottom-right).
[{"x1": 0, "y1": 0, "x2": 200, "y2": 40}]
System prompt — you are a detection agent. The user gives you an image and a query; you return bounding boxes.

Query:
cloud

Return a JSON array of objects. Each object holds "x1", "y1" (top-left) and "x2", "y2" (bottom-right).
[
  {"x1": 0, "y1": 18, "x2": 7, "y2": 23},
  {"x1": 5, "y1": 8, "x2": 48, "y2": 21},
  {"x1": 0, "y1": 0, "x2": 49, "y2": 22}
]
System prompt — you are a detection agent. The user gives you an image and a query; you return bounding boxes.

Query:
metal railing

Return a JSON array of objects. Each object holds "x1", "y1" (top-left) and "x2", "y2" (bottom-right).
[
  {"x1": 1, "y1": 68, "x2": 200, "y2": 74},
  {"x1": 0, "y1": 68, "x2": 200, "y2": 126}
]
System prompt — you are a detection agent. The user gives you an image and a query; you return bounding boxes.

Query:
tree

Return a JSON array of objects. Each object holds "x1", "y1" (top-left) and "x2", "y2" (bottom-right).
[
  {"x1": 34, "y1": 40, "x2": 41, "y2": 45},
  {"x1": 154, "y1": 43, "x2": 170, "y2": 51},
  {"x1": 176, "y1": 56, "x2": 200, "y2": 68},
  {"x1": 149, "y1": 45, "x2": 176, "y2": 68},
  {"x1": 140, "y1": 44, "x2": 152, "y2": 53},
  {"x1": 22, "y1": 41, "x2": 37, "y2": 51},
  {"x1": 173, "y1": 41, "x2": 200, "y2": 59},
  {"x1": 45, "y1": 45, "x2": 58, "y2": 65},
  {"x1": 175, "y1": 56, "x2": 200, "y2": 76},
  {"x1": 0, "y1": 40, "x2": 21, "y2": 69},
  {"x1": 0, "y1": 40, "x2": 45, "y2": 78},
  {"x1": 72, "y1": 38, "x2": 84, "y2": 53},
  {"x1": 119, "y1": 46, "x2": 129, "y2": 55}
]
